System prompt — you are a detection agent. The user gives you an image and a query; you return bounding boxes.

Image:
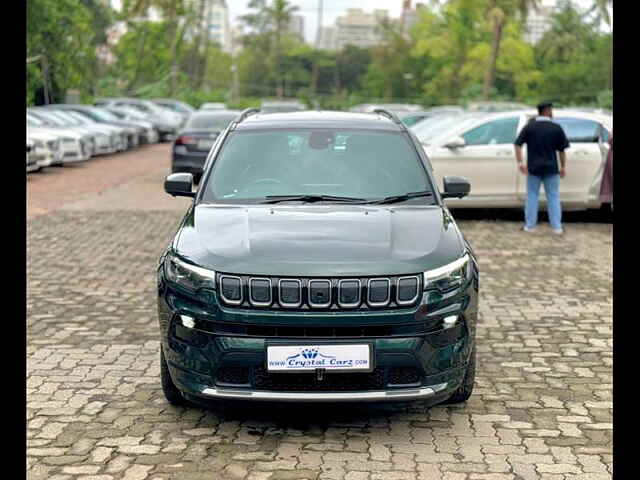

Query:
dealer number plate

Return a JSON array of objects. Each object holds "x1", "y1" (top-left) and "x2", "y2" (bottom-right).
[{"x1": 266, "y1": 344, "x2": 372, "y2": 372}]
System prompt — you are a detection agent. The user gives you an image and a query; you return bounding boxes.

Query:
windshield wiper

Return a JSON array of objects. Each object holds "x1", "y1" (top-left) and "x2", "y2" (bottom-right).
[
  {"x1": 369, "y1": 190, "x2": 434, "y2": 205},
  {"x1": 263, "y1": 194, "x2": 367, "y2": 204}
]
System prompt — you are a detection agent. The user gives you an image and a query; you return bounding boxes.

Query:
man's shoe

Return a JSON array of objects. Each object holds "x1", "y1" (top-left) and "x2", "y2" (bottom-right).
[
  {"x1": 522, "y1": 226, "x2": 536, "y2": 232},
  {"x1": 551, "y1": 228, "x2": 564, "y2": 235}
]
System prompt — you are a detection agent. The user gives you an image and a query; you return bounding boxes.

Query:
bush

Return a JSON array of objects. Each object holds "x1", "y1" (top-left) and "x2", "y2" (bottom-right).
[{"x1": 597, "y1": 90, "x2": 612, "y2": 110}]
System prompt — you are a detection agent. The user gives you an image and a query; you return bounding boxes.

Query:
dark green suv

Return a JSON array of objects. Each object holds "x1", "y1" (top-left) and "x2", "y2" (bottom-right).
[{"x1": 158, "y1": 109, "x2": 478, "y2": 406}]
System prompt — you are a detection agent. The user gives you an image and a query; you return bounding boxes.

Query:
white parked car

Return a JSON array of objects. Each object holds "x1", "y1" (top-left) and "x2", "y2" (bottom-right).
[
  {"x1": 417, "y1": 110, "x2": 611, "y2": 211},
  {"x1": 199, "y1": 102, "x2": 227, "y2": 111},
  {"x1": 26, "y1": 138, "x2": 39, "y2": 173},
  {"x1": 26, "y1": 112, "x2": 91, "y2": 163},
  {"x1": 61, "y1": 110, "x2": 121, "y2": 155},
  {"x1": 27, "y1": 130, "x2": 63, "y2": 168}
]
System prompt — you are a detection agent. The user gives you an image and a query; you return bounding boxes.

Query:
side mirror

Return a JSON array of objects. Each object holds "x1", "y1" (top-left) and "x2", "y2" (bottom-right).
[
  {"x1": 443, "y1": 136, "x2": 466, "y2": 149},
  {"x1": 164, "y1": 173, "x2": 195, "y2": 198},
  {"x1": 441, "y1": 176, "x2": 470, "y2": 199}
]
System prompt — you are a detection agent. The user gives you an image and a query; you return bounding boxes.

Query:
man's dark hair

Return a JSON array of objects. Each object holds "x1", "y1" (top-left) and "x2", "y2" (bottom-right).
[{"x1": 537, "y1": 102, "x2": 553, "y2": 115}]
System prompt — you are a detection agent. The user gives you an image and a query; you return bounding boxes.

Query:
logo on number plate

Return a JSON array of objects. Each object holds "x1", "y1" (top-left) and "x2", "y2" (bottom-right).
[{"x1": 289, "y1": 348, "x2": 334, "y2": 361}]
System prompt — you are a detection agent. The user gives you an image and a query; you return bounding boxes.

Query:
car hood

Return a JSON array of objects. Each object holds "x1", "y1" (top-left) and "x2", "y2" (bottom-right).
[
  {"x1": 174, "y1": 204, "x2": 465, "y2": 277},
  {"x1": 27, "y1": 128, "x2": 62, "y2": 141}
]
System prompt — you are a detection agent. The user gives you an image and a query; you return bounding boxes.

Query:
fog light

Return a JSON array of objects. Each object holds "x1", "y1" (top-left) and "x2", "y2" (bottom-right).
[
  {"x1": 180, "y1": 315, "x2": 195, "y2": 329},
  {"x1": 443, "y1": 315, "x2": 458, "y2": 329}
]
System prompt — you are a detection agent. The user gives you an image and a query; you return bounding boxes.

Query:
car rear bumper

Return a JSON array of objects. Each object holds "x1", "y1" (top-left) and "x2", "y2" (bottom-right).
[{"x1": 172, "y1": 151, "x2": 207, "y2": 174}]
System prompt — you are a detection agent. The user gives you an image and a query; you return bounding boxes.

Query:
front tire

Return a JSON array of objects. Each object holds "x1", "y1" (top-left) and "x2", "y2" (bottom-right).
[
  {"x1": 160, "y1": 346, "x2": 189, "y2": 406},
  {"x1": 443, "y1": 345, "x2": 476, "y2": 404}
]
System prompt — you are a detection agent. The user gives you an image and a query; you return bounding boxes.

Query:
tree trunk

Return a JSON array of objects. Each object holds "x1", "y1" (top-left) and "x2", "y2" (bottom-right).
[
  {"x1": 168, "y1": 3, "x2": 179, "y2": 95},
  {"x1": 483, "y1": 13, "x2": 504, "y2": 100},
  {"x1": 196, "y1": 0, "x2": 208, "y2": 89},
  {"x1": 129, "y1": 20, "x2": 149, "y2": 90},
  {"x1": 311, "y1": 58, "x2": 319, "y2": 96},
  {"x1": 275, "y1": 29, "x2": 283, "y2": 98}
]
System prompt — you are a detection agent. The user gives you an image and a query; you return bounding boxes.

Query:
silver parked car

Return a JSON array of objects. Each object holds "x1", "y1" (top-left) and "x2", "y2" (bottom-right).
[
  {"x1": 26, "y1": 129, "x2": 63, "y2": 168},
  {"x1": 26, "y1": 113, "x2": 90, "y2": 164},
  {"x1": 26, "y1": 138, "x2": 39, "y2": 173},
  {"x1": 96, "y1": 98, "x2": 183, "y2": 141}
]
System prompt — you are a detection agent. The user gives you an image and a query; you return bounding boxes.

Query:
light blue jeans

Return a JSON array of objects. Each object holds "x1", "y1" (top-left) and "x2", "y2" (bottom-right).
[{"x1": 525, "y1": 173, "x2": 562, "y2": 230}]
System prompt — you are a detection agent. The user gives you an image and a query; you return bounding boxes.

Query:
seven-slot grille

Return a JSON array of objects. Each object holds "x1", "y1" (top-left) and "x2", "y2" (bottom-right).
[{"x1": 217, "y1": 274, "x2": 421, "y2": 310}]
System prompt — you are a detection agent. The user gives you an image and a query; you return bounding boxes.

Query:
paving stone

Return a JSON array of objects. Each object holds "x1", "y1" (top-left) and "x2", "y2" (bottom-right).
[{"x1": 26, "y1": 147, "x2": 613, "y2": 480}]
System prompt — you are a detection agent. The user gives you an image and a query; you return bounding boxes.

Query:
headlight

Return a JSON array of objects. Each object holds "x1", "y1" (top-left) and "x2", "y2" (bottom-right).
[
  {"x1": 423, "y1": 253, "x2": 471, "y2": 291},
  {"x1": 164, "y1": 253, "x2": 216, "y2": 292}
]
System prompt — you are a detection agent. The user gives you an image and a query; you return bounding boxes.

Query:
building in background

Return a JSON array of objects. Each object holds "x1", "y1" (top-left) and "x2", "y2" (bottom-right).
[
  {"x1": 96, "y1": 21, "x2": 128, "y2": 65},
  {"x1": 400, "y1": 1, "x2": 426, "y2": 37},
  {"x1": 524, "y1": 0, "x2": 556, "y2": 44},
  {"x1": 328, "y1": 8, "x2": 389, "y2": 50},
  {"x1": 288, "y1": 15, "x2": 305, "y2": 42},
  {"x1": 318, "y1": 26, "x2": 337, "y2": 50},
  {"x1": 202, "y1": 0, "x2": 232, "y2": 53}
]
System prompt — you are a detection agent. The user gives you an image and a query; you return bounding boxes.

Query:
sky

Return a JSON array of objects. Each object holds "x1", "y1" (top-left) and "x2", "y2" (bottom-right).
[
  {"x1": 110, "y1": 0, "x2": 611, "y2": 44},
  {"x1": 227, "y1": 0, "x2": 610, "y2": 44}
]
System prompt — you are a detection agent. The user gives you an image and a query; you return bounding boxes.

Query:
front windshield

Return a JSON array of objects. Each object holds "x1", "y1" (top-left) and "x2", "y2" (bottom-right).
[
  {"x1": 411, "y1": 114, "x2": 461, "y2": 140},
  {"x1": 31, "y1": 111, "x2": 65, "y2": 126},
  {"x1": 200, "y1": 129, "x2": 432, "y2": 203},
  {"x1": 186, "y1": 113, "x2": 238, "y2": 130},
  {"x1": 47, "y1": 111, "x2": 77, "y2": 126},
  {"x1": 412, "y1": 114, "x2": 483, "y2": 143},
  {"x1": 27, "y1": 114, "x2": 45, "y2": 126},
  {"x1": 66, "y1": 111, "x2": 94, "y2": 124},
  {"x1": 88, "y1": 108, "x2": 119, "y2": 122}
]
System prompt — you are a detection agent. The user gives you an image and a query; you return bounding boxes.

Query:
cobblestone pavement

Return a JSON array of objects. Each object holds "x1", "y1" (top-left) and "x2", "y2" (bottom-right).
[{"x1": 27, "y1": 144, "x2": 612, "y2": 480}]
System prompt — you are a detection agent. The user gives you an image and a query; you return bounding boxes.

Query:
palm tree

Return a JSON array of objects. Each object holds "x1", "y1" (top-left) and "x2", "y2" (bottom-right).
[
  {"x1": 482, "y1": 0, "x2": 540, "y2": 99},
  {"x1": 589, "y1": 0, "x2": 612, "y2": 28},
  {"x1": 265, "y1": 0, "x2": 299, "y2": 97},
  {"x1": 242, "y1": 0, "x2": 299, "y2": 97},
  {"x1": 126, "y1": 0, "x2": 188, "y2": 95},
  {"x1": 589, "y1": 0, "x2": 612, "y2": 89}
]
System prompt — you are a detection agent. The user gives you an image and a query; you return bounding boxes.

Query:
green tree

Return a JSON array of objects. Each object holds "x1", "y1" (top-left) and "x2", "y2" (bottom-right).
[
  {"x1": 482, "y1": 0, "x2": 540, "y2": 99},
  {"x1": 27, "y1": 0, "x2": 99, "y2": 104},
  {"x1": 411, "y1": 0, "x2": 485, "y2": 104},
  {"x1": 241, "y1": 0, "x2": 299, "y2": 97},
  {"x1": 534, "y1": 1, "x2": 610, "y2": 104}
]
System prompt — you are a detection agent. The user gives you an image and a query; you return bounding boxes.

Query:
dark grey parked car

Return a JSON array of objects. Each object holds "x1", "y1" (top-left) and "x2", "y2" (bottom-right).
[{"x1": 171, "y1": 110, "x2": 240, "y2": 183}]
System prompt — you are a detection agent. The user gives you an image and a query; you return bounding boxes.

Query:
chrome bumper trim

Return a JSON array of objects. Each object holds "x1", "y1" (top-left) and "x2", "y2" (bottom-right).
[{"x1": 200, "y1": 382, "x2": 449, "y2": 402}]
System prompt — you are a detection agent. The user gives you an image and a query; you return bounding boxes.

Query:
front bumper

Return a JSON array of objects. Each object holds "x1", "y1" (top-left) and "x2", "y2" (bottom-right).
[
  {"x1": 197, "y1": 382, "x2": 450, "y2": 402},
  {"x1": 158, "y1": 269, "x2": 479, "y2": 404}
]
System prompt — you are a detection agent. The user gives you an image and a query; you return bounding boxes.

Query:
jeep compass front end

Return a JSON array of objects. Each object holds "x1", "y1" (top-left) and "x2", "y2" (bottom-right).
[{"x1": 158, "y1": 109, "x2": 478, "y2": 406}]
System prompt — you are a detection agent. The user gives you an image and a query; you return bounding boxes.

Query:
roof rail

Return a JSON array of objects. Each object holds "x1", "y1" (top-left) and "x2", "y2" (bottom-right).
[
  {"x1": 234, "y1": 107, "x2": 260, "y2": 124},
  {"x1": 372, "y1": 108, "x2": 406, "y2": 129}
]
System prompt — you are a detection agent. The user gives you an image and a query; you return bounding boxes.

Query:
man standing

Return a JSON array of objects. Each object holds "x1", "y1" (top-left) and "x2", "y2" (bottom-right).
[{"x1": 514, "y1": 102, "x2": 570, "y2": 234}]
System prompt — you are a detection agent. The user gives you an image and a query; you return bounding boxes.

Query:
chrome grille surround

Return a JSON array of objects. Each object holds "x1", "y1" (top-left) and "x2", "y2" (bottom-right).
[
  {"x1": 308, "y1": 279, "x2": 332, "y2": 308},
  {"x1": 337, "y1": 279, "x2": 362, "y2": 308},
  {"x1": 219, "y1": 275, "x2": 243, "y2": 305},
  {"x1": 215, "y1": 274, "x2": 422, "y2": 310},
  {"x1": 248, "y1": 277, "x2": 272, "y2": 307},
  {"x1": 396, "y1": 275, "x2": 420, "y2": 306},
  {"x1": 278, "y1": 279, "x2": 302, "y2": 308},
  {"x1": 367, "y1": 278, "x2": 391, "y2": 307}
]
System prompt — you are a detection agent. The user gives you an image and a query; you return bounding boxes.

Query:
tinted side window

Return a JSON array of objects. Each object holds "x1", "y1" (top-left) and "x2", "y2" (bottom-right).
[
  {"x1": 554, "y1": 118, "x2": 601, "y2": 143},
  {"x1": 462, "y1": 117, "x2": 519, "y2": 146}
]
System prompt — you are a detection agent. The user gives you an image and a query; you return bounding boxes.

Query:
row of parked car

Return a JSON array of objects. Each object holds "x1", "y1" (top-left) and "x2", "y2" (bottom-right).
[
  {"x1": 167, "y1": 100, "x2": 612, "y2": 212},
  {"x1": 26, "y1": 97, "x2": 196, "y2": 173}
]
